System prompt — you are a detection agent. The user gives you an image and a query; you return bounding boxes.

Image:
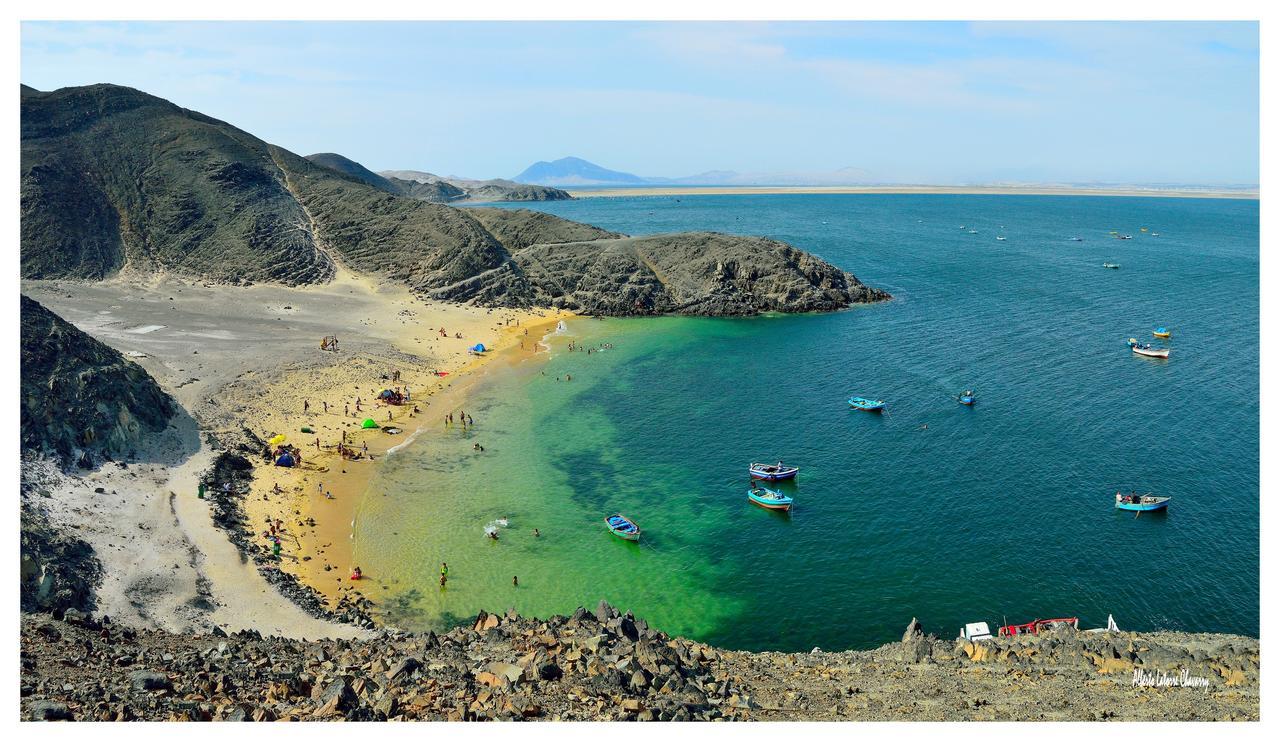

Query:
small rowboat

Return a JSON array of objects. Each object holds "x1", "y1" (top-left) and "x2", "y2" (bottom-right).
[
  {"x1": 1153, "y1": 327, "x2": 1171, "y2": 338},
  {"x1": 848, "y1": 397, "x2": 886, "y2": 412},
  {"x1": 605, "y1": 514, "x2": 641, "y2": 541},
  {"x1": 958, "y1": 390, "x2": 976, "y2": 406},
  {"x1": 1103, "y1": 263, "x2": 1120, "y2": 269},
  {"x1": 748, "y1": 486, "x2": 793, "y2": 511},
  {"x1": 749, "y1": 462, "x2": 799, "y2": 481},
  {"x1": 1115, "y1": 492, "x2": 1171, "y2": 512}
]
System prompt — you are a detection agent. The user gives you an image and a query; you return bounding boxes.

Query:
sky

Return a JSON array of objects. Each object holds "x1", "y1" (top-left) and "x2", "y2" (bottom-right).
[{"x1": 20, "y1": 21, "x2": 1260, "y2": 185}]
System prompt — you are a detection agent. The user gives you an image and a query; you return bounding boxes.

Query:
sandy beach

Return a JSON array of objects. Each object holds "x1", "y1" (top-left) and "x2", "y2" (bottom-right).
[
  {"x1": 567, "y1": 184, "x2": 1259, "y2": 200},
  {"x1": 23, "y1": 270, "x2": 567, "y2": 638}
]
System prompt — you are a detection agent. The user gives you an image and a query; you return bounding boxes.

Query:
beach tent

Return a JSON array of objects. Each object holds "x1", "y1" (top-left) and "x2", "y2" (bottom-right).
[
  {"x1": 274, "y1": 453, "x2": 295, "y2": 467},
  {"x1": 268, "y1": 433, "x2": 287, "y2": 445},
  {"x1": 361, "y1": 418, "x2": 379, "y2": 429},
  {"x1": 471, "y1": 343, "x2": 486, "y2": 352},
  {"x1": 378, "y1": 389, "x2": 396, "y2": 400}
]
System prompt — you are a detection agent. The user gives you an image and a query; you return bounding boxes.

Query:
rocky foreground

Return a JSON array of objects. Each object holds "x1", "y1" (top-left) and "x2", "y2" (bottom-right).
[{"x1": 20, "y1": 605, "x2": 1258, "y2": 722}]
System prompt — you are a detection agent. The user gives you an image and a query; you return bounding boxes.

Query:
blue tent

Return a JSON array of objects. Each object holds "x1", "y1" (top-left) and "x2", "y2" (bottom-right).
[
  {"x1": 274, "y1": 453, "x2": 295, "y2": 468},
  {"x1": 471, "y1": 343, "x2": 486, "y2": 352}
]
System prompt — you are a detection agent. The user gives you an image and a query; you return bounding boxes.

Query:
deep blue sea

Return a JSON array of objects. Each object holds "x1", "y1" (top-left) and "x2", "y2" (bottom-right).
[{"x1": 356, "y1": 194, "x2": 1259, "y2": 651}]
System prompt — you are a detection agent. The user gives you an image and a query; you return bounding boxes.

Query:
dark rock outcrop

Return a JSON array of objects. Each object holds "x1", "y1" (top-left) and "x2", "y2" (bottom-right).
[{"x1": 20, "y1": 295, "x2": 177, "y2": 466}]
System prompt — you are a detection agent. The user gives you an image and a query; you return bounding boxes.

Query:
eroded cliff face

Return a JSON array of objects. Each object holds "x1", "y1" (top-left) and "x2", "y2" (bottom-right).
[{"x1": 20, "y1": 295, "x2": 176, "y2": 467}]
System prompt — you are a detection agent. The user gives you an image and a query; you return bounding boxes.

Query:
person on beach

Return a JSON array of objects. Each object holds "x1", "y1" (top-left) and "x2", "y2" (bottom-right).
[
  {"x1": 439, "y1": 573, "x2": 447, "y2": 587},
  {"x1": 344, "y1": 403, "x2": 349, "y2": 416},
  {"x1": 441, "y1": 562, "x2": 449, "y2": 578},
  {"x1": 513, "y1": 575, "x2": 518, "y2": 587},
  {"x1": 533, "y1": 528, "x2": 540, "y2": 538},
  {"x1": 304, "y1": 400, "x2": 309, "y2": 413}
]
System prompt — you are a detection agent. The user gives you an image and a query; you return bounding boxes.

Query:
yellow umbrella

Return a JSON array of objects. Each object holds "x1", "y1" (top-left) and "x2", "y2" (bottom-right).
[{"x1": 268, "y1": 433, "x2": 287, "y2": 445}]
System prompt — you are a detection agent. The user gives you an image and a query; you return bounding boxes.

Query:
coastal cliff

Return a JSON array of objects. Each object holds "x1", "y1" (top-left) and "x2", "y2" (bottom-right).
[
  {"x1": 19, "y1": 606, "x2": 1259, "y2": 721},
  {"x1": 21, "y1": 84, "x2": 888, "y2": 315}
]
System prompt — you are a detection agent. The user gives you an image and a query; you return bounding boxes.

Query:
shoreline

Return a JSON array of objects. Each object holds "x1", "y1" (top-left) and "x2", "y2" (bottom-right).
[
  {"x1": 252, "y1": 312, "x2": 568, "y2": 613},
  {"x1": 566, "y1": 184, "x2": 1259, "y2": 200}
]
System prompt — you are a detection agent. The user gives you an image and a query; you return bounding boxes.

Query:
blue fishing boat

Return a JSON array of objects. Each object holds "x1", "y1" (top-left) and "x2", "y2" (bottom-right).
[
  {"x1": 848, "y1": 397, "x2": 886, "y2": 412},
  {"x1": 1114, "y1": 492, "x2": 1171, "y2": 512},
  {"x1": 605, "y1": 513, "x2": 641, "y2": 541},
  {"x1": 958, "y1": 390, "x2": 976, "y2": 405},
  {"x1": 748, "y1": 485, "x2": 793, "y2": 511},
  {"x1": 749, "y1": 462, "x2": 799, "y2": 481}
]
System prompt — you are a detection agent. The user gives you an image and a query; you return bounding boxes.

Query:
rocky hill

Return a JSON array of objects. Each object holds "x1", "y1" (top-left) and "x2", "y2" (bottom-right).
[
  {"x1": 304, "y1": 152, "x2": 400, "y2": 192},
  {"x1": 21, "y1": 83, "x2": 888, "y2": 315},
  {"x1": 20, "y1": 295, "x2": 177, "y2": 467},
  {"x1": 513, "y1": 156, "x2": 646, "y2": 186},
  {"x1": 19, "y1": 605, "x2": 1258, "y2": 721},
  {"x1": 381, "y1": 169, "x2": 570, "y2": 202}
]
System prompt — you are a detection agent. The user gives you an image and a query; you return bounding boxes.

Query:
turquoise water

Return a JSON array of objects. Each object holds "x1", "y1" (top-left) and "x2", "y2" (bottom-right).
[{"x1": 355, "y1": 194, "x2": 1258, "y2": 651}]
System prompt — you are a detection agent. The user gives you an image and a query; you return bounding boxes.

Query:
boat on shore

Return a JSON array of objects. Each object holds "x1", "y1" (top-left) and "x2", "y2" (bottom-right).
[
  {"x1": 848, "y1": 397, "x2": 886, "y2": 412},
  {"x1": 749, "y1": 462, "x2": 799, "y2": 481},
  {"x1": 958, "y1": 390, "x2": 976, "y2": 406},
  {"x1": 605, "y1": 513, "x2": 641, "y2": 541},
  {"x1": 1153, "y1": 327, "x2": 1172, "y2": 338},
  {"x1": 1128, "y1": 339, "x2": 1170, "y2": 358},
  {"x1": 998, "y1": 617, "x2": 1079, "y2": 637},
  {"x1": 748, "y1": 485, "x2": 794, "y2": 511},
  {"x1": 1115, "y1": 492, "x2": 1171, "y2": 512}
]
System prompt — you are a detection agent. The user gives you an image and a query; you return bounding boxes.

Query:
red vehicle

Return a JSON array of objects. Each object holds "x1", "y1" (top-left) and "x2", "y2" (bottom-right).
[{"x1": 997, "y1": 617, "x2": 1079, "y2": 637}]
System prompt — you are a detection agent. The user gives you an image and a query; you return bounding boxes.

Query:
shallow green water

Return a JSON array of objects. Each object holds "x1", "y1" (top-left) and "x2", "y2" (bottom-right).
[{"x1": 355, "y1": 194, "x2": 1258, "y2": 651}]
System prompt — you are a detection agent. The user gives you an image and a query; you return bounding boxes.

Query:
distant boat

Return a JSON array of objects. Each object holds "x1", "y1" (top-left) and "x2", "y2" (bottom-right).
[
  {"x1": 1116, "y1": 234, "x2": 1134, "y2": 240},
  {"x1": 1103, "y1": 263, "x2": 1121, "y2": 269},
  {"x1": 748, "y1": 485, "x2": 793, "y2": 511},
  {"x1": 848, "y1": 397, "x2": 886, "y2": 412},
  {"x1": 1153, "y1": 327, "x2": 1171, "y2": 338},
  {"x1": 968, "y1": 230, "x2": 978, "y2": 234},
  {"x1": 1151, "y1": 233, "x2": 1161, "y2": 237},
  {"x1": 749, "y1": 462, "x2": 799, "y2": 481},
  {"x1": 958, "y1": 390, "x2": 976, "y2": 406},
  {"x1": 1128, "y1": 339, "x2": 1170, "y2": 358},
  {"x1": 1140, "y1": 227, "x2": 1149, "y2": 232},
  {"x1": 1115, "y1": 492, "x2": 1171, "y2": 512},
  {"x1": 605, "y1": 514, "x2": 641, "y2": 541},
  {"x1": 995, "y1": 236, "x2": 1007, "y2": 241},
  {"x1": 1069, "y1": 236, "x2": 1084, "y2": 242}
]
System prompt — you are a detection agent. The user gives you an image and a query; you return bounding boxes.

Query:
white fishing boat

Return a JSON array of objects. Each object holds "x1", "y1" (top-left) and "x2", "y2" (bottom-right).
[{"x1": 1128, "y1": 338, "x2": 1170, "y2": 358}]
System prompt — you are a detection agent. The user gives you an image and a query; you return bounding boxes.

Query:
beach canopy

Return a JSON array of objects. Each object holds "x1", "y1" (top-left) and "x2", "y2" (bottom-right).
[
  {"x1": 274, "y1": 453, "x2": 295, "y2": 467},
  {"x1": 378, "y1": 389, "x2": 396, "y2": 399},
  {"x1": 471, "y1": 343, "x2": 486, "y2": 352},
  {"x1": 362, "y1": 418, "x2": 379, "y2": 429},
  {"x1": 268, "y1": 433, "x2": 287, "y2": 445}
]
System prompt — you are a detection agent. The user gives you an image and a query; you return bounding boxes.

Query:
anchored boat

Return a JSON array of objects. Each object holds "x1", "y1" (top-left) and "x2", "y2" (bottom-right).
[
  {"x1": 748, "y1": 485, "x2": 793, "y2": 511},
  {"x1": 1153, "y1": 327, "x2": 1171, "y2": 338},
  {"x1": 848, "y1": 397, "x2": 886, "y2": 412},
  {"x1": 605, "y1": 514, "x2": 641, "y2": 541},
  {"x1": 1128, "y1": 339, "x2": 1170, "y2": 358},
  {"x1": 958, "y1": 390, "x2": 976, "y2": 406},
  {"x1": 998, "y1": 617, "x2": 1079, "y2": 637},
  {"x1": 1115, "y1": 492, "x2": 1171, "y2": 512},
  {"x1": 749, "y1": 462, "x2": 799, "y2": 481},
  {"x1": 1103, "y1": 263, "x2": 1121, "y2": 269}
]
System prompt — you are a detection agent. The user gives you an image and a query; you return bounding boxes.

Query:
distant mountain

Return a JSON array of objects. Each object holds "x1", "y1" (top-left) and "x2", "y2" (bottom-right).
[
  {"x1": 513, "y1": 157, "x2": 646, "y2": 187},
  {"x1": 381, "y1": 169, "x2": 569, "y2": 203},
  {"x1": 513, "y1": 157, "x2": 879, "y2": 187}
]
